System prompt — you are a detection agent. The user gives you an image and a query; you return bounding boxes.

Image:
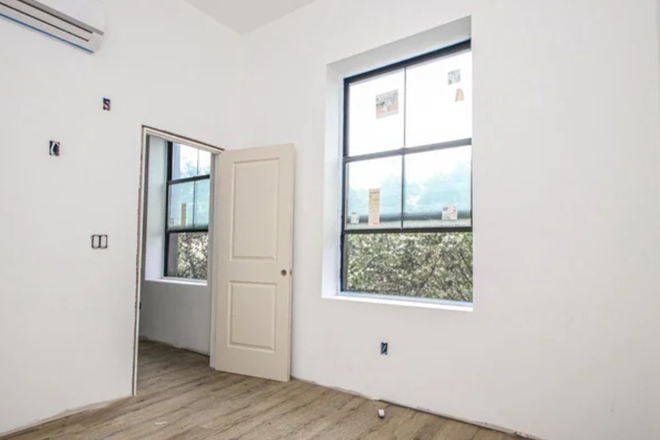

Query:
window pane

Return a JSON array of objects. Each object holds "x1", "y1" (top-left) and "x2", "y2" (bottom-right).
[
  {"x1": 344, "y1": 232, "x2": 473, "y2": 302},
  {"x1": 345, "y1": 156, "x2": 402, "y2": 229},
  {"x1": 168, "y1": 182, "x2": 194, "y2": 229},
  {"x1": 198, "y1": 150, "x2": 212, "y2": 176},
  {"x1": 172, "y1": 143, "x2": 200, "y2": 179},
  {"x1": 348, "y1": 70, "x2": 405, "y2": 156},
  {"x1": 405, "y1": 50, "x2": 472, "y2": 147},
  {"x1": 404, "y1": 146, "x2": 471, "y2": 228},
  {"x1": 194, "y1": 180, "x2": 210, "y2": 228},
  {"x1": 171, "y1": 144, "x2": 211, "y2": 179},
  {"x1": 166, "y1": 232, "x2": 208, "y2": 280}
]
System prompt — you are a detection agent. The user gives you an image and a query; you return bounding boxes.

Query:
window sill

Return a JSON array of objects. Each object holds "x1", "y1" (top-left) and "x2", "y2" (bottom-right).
[
  {"x1": 327, "y1": 292, "x2": 473, "y2": 312},
  {"x1": 144, "y1": 277, "x2": 208, "y2": 287}
]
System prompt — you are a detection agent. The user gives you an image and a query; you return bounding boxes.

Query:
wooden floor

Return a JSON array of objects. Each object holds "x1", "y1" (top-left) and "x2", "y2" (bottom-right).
[{"x1": 3, "y1": 341, "x2": 516, "y2": 440}]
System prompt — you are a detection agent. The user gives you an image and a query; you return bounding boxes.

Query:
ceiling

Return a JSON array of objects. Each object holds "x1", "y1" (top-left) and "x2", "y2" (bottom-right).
[{"x1": 183, "y1": 0, "x2": 321, "y2": 34}]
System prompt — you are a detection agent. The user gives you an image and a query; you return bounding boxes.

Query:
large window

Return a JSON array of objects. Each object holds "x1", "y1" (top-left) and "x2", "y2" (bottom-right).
[
  {"x1": 341, "y1": 41, "x2": 473, "y2": 303},
  {"x1": 165, "y1": 143, "x2": 211, "y2": 280}
]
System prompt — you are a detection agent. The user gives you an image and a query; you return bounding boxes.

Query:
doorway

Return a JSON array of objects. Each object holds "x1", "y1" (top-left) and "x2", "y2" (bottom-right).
[
  {"x1": 132, "y1": 127, "x2": 223, "y2": 394},
  {"x1": 133, "y1": 130, "x2": 296, "y2": 394}
]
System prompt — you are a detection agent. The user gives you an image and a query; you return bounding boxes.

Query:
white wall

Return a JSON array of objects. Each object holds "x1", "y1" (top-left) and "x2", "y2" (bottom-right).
[
  {"x1": 138, "y1": 136, "x2": 212, "y2": 355},
  {"x1": 2, "y1": 1, "x2": 659, "y2": 438},
  {"x1": 0, "y1": 0, "x2": 242, "y2": 434},
  {"x1": 140, "y1": 280, "x2": 211, "y2": 355},
  {"x1": 144, "y1": 137, "x2": 168, "y2": 281},
  {"x1": 242, "y1": 2, "x2": 660, "y2": 440}
]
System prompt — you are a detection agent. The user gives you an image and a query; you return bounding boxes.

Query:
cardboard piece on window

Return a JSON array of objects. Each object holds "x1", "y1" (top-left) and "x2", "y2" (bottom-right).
[
  {"x1": 368, "y1": 189, "x2": 381, "y2": 226},
  {"x1": 181, "y1": 202, "x2": 188, "y2": 227}
]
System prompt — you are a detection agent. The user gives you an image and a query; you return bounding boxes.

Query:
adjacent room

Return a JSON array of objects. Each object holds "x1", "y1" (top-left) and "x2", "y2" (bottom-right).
[{"x1": 0, "y1": 1, "x2": 659, "y2": 440}]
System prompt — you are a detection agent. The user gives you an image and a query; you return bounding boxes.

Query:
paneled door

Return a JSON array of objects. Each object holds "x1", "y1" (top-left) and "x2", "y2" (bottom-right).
[{"x1": 213, "y1": 144, "x2": 294, "y2": 382}]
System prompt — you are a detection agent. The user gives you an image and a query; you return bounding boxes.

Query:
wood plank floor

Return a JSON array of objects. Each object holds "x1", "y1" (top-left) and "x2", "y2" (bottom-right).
[{"x1": 3, "y1": 341, "x2": 516, "y2": 440}]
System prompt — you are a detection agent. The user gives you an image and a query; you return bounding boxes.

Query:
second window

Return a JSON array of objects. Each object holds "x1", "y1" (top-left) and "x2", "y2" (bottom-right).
[{"x1": 165, "y1": 143, "x2": 212, "y2": 280}]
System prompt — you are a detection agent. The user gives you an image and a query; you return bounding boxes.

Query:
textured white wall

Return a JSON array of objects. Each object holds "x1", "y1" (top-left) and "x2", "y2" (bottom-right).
[
  {"x1": 241, "y1": 1, "x2": 660, "y2": 440},
  {"x1": 0, "y1": 0, "x2": 242, "y2": 434}
]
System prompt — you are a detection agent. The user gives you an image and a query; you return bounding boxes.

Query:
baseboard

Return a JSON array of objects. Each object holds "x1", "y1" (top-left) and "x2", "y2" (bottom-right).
[
  {"x1": 293, "y1": 376, "x2": 379, "y2": 401},
  {"x1": 292, "y1": 376, "x2": 544, "y2": 440},
  {"x1": 139, "y1": 336, "x2": 210, "y2": 357},
  {"x1": 0, "y1": 396, "x2": 129, "y2": 439}
]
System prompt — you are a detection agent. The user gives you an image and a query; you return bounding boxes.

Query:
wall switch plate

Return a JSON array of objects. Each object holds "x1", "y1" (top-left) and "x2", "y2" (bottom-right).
[
  {"x1": 380, "y1": 342, "x2": 388, "y2": 355},
  {"x1": 91, "y1": 234, "x2": 108, "y2": 249},
  {"x1": 49, "y1": 141, "x2": 60, "y2": 156}
]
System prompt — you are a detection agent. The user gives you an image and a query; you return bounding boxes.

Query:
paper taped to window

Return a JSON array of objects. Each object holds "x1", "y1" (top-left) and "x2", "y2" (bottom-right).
[
  {"x1": 181, "y1": 202, "x2": 188, "y2": 227},
  {"x1": 368, "y1": 188, "x2": 381, "y2": 226},
  {"x1": 442, "y1": 205, "x2": 458, "y2": 221},
  {"x1": 376, "y1": 90, "x2": 399, "y2": 119}
]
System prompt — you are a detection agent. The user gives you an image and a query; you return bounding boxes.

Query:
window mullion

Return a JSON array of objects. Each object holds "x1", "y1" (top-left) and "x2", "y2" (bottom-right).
[
  {"x1": 164, "y1": 143, "x2": 173, "y2": 277},
  {"x1": 192, "y1": 180, "x2": 197, "y2": 228},
  {"x1": 400, "y1": 66, "x2": 408, "y2": 230},
  {"x1": 400, "y1": 154, "x2": 405, "y2": 230}
]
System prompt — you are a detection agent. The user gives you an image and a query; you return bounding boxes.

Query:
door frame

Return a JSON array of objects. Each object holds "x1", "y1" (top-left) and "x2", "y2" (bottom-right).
[{"x1": 132, "y1": 126, "x2": 224, "y2": 395}]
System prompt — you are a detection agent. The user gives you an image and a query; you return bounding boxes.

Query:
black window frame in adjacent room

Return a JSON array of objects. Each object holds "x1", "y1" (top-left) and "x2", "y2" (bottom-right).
[
  {"x1": 340, "y1": 39, "x2": 473, "y2": 295},
  {"x1": 163, "y1": 141, "x2": 211, "y2": 279}
]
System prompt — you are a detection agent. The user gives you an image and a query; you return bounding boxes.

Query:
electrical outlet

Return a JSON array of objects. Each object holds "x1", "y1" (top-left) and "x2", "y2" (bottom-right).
[{"x1": 380, "y1": 342, "x2": 388, "y2": 355}]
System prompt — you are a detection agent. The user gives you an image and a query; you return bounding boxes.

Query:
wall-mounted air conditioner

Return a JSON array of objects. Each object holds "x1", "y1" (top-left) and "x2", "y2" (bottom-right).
[{"x1": 0, "y1": 0, "x2": 104, "y2": 53}]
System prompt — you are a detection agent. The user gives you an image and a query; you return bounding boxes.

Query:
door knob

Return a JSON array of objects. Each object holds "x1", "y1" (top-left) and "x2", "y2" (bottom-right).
[{"x1": 281, "y1": 269, "x2": 287, "y2": 276}]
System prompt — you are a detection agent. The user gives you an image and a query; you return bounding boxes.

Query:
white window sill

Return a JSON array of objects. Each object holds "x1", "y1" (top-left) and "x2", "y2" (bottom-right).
[
  {"x1": 326, "y1": 292, "x2": 473, "y2": 312},
  {"x1": 144, "y1": 277, "x2": 208, "y2": 287}
]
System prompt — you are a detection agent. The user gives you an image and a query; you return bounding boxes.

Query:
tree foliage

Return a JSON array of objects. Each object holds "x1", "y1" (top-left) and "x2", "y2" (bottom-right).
[
  {"x1": 172, "y1": 233, "x2": 208, "y2": 280},
  {"x1": 346, "y1": 232, "x2": 473, "y2": 302}
]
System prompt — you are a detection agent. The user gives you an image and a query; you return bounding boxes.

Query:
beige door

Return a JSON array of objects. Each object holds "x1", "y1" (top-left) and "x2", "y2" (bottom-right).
[{"x1": 213, "y1": 144, "x2": 295, "y2": 382}]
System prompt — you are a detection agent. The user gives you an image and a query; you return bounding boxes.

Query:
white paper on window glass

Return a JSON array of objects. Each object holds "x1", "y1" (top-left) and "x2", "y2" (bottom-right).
[
  {"x1": 375, "y1": 90, "x2": 399, "y2": 119},
  {"x1": 368, "y1": 189, "x2": 381, "y2": 226},
  {"x1": 448, "y1": 69, "x2": 461, "y2": 85},
  {"x1": 350, "y1": 212, "x2": 360, "y2": 224},
  {"x1": 442, "y1": 205, "x2": 458, "y2": 221},
  {"x1": 405, "y1": 51, "x2": 472, "y2": 147},
  {"x1": 181, "y1": 202, "x2": 188, "y2": 227}
]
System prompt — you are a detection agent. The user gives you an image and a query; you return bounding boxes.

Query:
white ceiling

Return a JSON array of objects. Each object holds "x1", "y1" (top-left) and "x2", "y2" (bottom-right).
[{"x1": 183, "y1": 0, "x2": 321, "y2": 34}]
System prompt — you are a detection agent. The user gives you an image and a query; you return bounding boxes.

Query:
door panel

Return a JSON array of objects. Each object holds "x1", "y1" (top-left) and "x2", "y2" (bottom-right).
[
  {"x1": 228, "y1": 282, "x2": 277, "y2": 352},
  {"x1": 214, "y1": 144, "x2": 294, "y2": 382},
  {"x1": 231, "y1": 159, "x2": 280, "y2": 261}
]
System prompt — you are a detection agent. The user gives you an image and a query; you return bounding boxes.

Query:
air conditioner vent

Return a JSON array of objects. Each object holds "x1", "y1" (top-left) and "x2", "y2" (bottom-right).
[{"x1": 0, "y1": 0, "x2": 104, "y2": 53}]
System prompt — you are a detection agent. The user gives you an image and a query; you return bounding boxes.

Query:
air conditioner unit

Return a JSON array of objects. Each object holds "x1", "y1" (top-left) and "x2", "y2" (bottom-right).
[{"x1": 0, "y1": 0, "x2": 104, "y2": 53}]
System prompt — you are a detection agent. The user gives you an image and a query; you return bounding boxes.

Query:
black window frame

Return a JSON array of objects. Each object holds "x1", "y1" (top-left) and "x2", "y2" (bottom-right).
[
  {"x1": 340, "y1": 39, "x2": 473, "y2": 293},
  {"x1": 163, "y1": 141, "x2": 211, "y2": 279}
]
